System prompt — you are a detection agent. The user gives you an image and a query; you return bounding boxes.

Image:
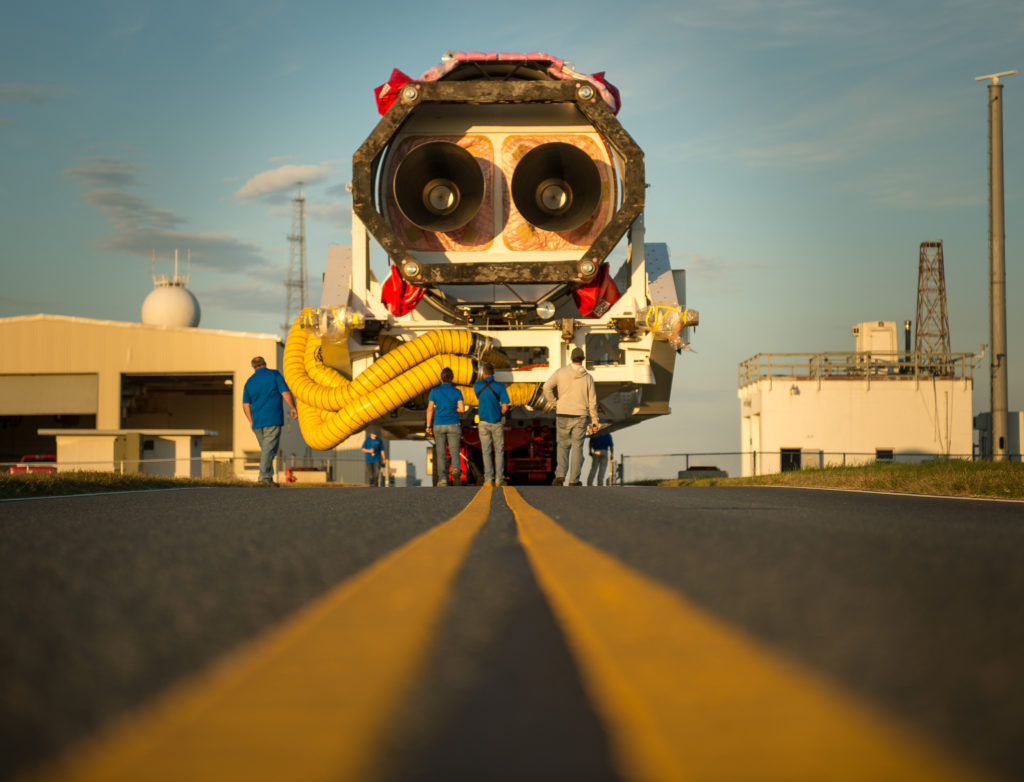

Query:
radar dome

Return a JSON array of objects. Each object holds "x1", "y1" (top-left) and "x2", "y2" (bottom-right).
[
  {"x1": 142, "y1": 284, "x2": 201, "y2": 327},
  {"x1": 142, "y1": 249, "x2": 201, "y2": 327}
]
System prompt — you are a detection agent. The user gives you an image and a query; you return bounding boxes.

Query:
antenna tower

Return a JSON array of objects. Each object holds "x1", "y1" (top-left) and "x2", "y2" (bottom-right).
[
  {"x1": 914, "y1": 240, "x2": 952, "y2": 375},
  {"x1": 283, "y1": 182, "x2": 308, "y2": 333}
]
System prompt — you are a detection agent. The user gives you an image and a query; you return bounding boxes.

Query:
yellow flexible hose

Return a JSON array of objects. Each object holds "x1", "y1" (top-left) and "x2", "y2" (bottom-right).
[
  {"x1": 284, "y1": 318, "x2": 476, "y2": 412},
  {"x1": 282, "y1": 312, "x2": 540, "y2": 451},
  {"x1": 298, "y1": 355, "x2": 476, "y2": 450},
  {"x1": 458, "y1": 382, "x2": 538, "y2": 408},
  {"x1": 480, "y1": 348, "x2": 511, "y2": 369},
  {"x1": 378, "y1": 333, "x2": 405, "y2": 355}
]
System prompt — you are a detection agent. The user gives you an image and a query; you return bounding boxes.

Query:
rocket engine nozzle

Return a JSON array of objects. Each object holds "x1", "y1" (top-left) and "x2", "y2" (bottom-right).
[
  {"x1": 393, "y1": 141, "x2": 484, "y2": 232},
  {"x1": 511, "y1": 142, "x2": 601, "y2": 232}
]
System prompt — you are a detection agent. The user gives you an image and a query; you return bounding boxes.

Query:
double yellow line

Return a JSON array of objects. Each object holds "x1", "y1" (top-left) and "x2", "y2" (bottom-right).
[{"x1": 27, "y1": 486, "x2": 996, "y2": 782}]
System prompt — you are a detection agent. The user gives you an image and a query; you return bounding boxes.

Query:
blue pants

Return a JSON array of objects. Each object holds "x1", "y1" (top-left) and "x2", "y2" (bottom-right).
[
  {"x1": 478, "y1": 421, "x2": 504, "y2": 483},
  {"x1": 254, "y1": 425, "x2": 282, "y2": 483},
  {"x1": 555, "y1": 415, "x2": 588, "y2": 484},
  {"x1": 434, "y1": 424, "x2": 462, "y2": 485}
]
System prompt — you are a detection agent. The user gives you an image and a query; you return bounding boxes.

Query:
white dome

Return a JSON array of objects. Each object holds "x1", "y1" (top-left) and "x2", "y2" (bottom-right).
[{"x1": 141, "y1": 284, "x2": 201, "y2": 328}]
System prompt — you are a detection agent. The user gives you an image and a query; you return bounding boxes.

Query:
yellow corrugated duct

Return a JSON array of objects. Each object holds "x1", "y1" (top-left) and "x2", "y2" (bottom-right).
[
  {"x1": 299, "y1": 355, "x2": 477, "y2": 450},
  {"x1": 283, "y1": 317, "x2": 478, "y2": 413},
  {"x1": 458, "y1": 382, "x2": 538, "y2": 408},
  {"x1": 304, "y1": 333, "x2": 346, "y2": 388},
  {"x1": 282, "y1": 312, "x2": 541, "y2": 451},
  {"x1": 378, "y1": 333, "x2": 405, "y2": 355},
  {"x1": 480, "y1": 348, "x2": 511, "y2": 369}
]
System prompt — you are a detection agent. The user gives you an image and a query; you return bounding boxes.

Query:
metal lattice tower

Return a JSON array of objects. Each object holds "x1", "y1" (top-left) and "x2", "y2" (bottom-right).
[
  {"x1": 914, "y1": 240, "x2": 952, "y2": 375},
  {"x1": 283, "y1": 182, "x2": 308, "y2": 334}
]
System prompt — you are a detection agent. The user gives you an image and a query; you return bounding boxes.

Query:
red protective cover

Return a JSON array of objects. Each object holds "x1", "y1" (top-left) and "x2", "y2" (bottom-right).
[
  {"x1": 374, "y1": 68, "x2": 412, "y2": 115},
  {"x1": 573, "y1": 263, "x2": 620, "y2": 317},
  {"x1": 381, "y1": 264, "x2": 425, "y2": 316},
  {"x1": 375, "y1": 55, "x2": 622, "y2": 116}
]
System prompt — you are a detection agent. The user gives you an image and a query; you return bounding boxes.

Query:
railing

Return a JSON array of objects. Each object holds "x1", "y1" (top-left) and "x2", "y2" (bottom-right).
[
  {"x1": 618, "y1": 450, "x2": 1021, "y2": 484},
  {"x1": 738, "y1": 350, "x2": 977, "y2": 388}
]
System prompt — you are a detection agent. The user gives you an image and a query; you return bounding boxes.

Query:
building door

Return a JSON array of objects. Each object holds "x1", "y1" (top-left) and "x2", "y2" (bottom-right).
[
  {"x1": 780, "y1": 448, "x2": 801, "y2": 472},
  {"x1": 120, "y1": 374, "x2": 233, "y2": 451}
]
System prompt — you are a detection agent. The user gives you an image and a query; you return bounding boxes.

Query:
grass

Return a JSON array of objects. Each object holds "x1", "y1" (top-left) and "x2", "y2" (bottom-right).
[
  {"x1": 4, "y1": 462, "x2": 1022, "y2": 501},
  {"x1": 0, "y1": 472, "x2": 256, "y2": 500},
  {"x1": 660, "y1": 460, "x2": 1024, "y2": 500}
]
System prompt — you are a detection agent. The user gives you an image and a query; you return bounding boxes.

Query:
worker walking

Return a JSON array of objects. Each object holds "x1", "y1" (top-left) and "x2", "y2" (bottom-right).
[
  {"x1": 543, "y1": 347, "x2": 599, "y2": 486},
  {"x1": 474, "y1": 362, "x2": 510, "y2": 486},
  {"x1": 361, "y1": 428, "x2": 387, "y2": 487},
  {"x1": 587, "y1": 430, "x2": 614, "y2": 486},
  {"x1": 426, "y1": 367, "x2": 465, "y2": 486},
  {"x1": 242, "y1": 356, "x2": 298, "y2": 485}
]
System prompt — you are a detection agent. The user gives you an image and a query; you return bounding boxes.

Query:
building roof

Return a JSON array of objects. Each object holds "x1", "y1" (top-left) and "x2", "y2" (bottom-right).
[{"x1": 0, "y1": 313, "x2": 280, "y2": 342}]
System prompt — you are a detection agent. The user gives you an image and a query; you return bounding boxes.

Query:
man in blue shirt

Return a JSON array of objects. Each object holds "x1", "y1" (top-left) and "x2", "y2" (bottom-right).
[
  {"x1": 587, "y1": 430, "x2": 614, "y2": 486},
  {"x1": 242, "y1": 356, "x2": 298, "y2": 484},
  {"x1": 426, "y1": 367, "x2": 465, "y2": 486},
  {"x1": 474, "y1": 361, "x2": 510, "y2": 486},
  {"x1": 361, "y1": 429, "x2": 387, "y2": 487}
]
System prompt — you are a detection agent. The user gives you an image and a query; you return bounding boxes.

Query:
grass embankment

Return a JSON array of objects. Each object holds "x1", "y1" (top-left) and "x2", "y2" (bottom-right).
[
  {"x1": 0, "y1": 472, "x2": 255, "y2": 500},
  {"x1": 663, "y1": 460, "x2": 1024, "y2": 500}
]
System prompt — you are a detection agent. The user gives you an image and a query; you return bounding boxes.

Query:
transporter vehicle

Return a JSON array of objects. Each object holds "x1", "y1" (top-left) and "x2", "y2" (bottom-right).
[{"x1": 283, "y1": 51, "x2": 697, "y2": 484}]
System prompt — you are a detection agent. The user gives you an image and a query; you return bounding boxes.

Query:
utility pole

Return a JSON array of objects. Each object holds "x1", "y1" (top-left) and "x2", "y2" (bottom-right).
[
  {"x1": 974, "y1": 70, "x2": 1015, "y2": 460},
  {"x1": 283, "y1": 182, "x2": 308, "y2": 335}
]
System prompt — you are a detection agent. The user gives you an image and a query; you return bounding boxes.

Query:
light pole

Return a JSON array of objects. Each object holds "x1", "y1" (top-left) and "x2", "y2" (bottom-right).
[{"x1": 975, "y1": 70, "x2": 1016, "y2": 460}]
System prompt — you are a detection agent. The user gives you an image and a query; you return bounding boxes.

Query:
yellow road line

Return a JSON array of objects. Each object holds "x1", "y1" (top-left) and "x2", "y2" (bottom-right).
[
  {"x1": 26, "y1": 486, "x2": 493, "y2": 782},
  {"x1": 504, "y1": 486, "x2": 997, "y2": 782}
]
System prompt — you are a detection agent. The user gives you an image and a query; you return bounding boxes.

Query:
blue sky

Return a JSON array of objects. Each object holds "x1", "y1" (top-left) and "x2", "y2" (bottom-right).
[{"x1": 2, "y1": 0, "x2": 1021, "y2": 466}]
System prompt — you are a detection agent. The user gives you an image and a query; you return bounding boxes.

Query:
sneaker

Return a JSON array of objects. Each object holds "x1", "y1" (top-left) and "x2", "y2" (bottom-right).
[
  {"x1": 483, "y1": 481, "x2": 494, "y2": 487},
  {"x1": 552, "y1": 476, "x2": 564, "y2": 486},
  {"x1": 437, "y1": 480, "x2": 449, "y2": 487},
  {"x1": 495, "y1": 481, "x2": 505, "y2": 486},
  {"x1": 568, "y1": 481, "x2": 582, "y2": 486}
]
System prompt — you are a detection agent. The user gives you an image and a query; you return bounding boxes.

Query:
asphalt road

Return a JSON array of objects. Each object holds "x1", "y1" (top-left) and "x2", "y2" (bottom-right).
[{"x1": 1, "y1": 485, "x2": 1022, "y2": 781}]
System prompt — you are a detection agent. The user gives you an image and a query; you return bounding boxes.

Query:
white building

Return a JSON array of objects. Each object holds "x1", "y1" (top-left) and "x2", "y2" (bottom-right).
[
  {"x1": 0, "y1": 313, "x2": 311, "y2": 481},
  {"x1": 737, "y1": 321, "x2": 977, "y2": 477}
]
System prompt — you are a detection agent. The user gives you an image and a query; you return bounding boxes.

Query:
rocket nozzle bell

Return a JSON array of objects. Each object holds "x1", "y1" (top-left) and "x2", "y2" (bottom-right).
[{"x1": 393, "y1": 141, "x2": 484, "y2": 232}]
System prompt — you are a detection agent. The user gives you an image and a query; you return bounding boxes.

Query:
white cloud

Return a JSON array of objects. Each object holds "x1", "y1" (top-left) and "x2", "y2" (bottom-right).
[
  {"x1": 0, "y1": 83, "x2": 66, "y2": 104},
  {"x1": 234, "y1": 163, "x2": 333, "y2": 200},
  {"x1": 194, "y1": 280, "x2": 285, "y2": 316},
  {"x1": 66, "y1": 156, "x2": 141, "y2": 187},
  {"x1": 685, "y1": 253, "x2": 771, "y2": 281},
  {"x1": 275, "y1": 62, "x2": 301, "y2": 78},
  {"x1": 98, "y1": 228, "x2": 270, "y2": 272},
  {"x1": 306, "y1": 200, "x2": 349, "y2": 227},
  {"x1": 66, "y1": 155, "x2": 273, "y2": 272},
  {"x1": 681, "y1": 253, "x2": 774, "y2": 298},
  {"x1": 842, "y1": 168, "x2": 984, "y2": 210},
  {"x1": 667, "y1": 75, "x2": 959, "y2": 172},
  {"x1": 667, "y1": 0, "x2": 878, "y2": 41},
  {"x1": 79, "y1": 189, "x2": 182, "y2": 231},
  {"x1": 267, "y1": 198, "x2": 349, "y2": 227}
]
